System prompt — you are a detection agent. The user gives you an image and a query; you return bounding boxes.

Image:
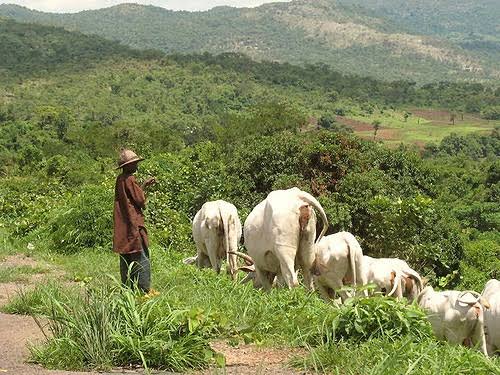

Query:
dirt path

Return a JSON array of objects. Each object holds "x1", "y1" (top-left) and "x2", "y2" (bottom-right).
[
  {"x1": 0, "y1": 255, "x2": 305, "y2": 375},
  {"x1": 0, "y1": 255, "x2": 100, "y2": 374}
]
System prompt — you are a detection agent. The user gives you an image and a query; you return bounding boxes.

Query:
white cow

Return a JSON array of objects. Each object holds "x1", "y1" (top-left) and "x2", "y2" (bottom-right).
[
  {"x1": 242, "y1": 187, "x2": 328, "y2": 290},
  {"x1": 417, "y1": 286, "x2": 489, "y2": 355},
  {"x1": 363, "y1": 256, "x2": 423, "y2": 301},
  {"x1": 312, "y1": 232, "x2": 367, "y2": 302},
  {"x1": 482, "y1": 279, "x2": 500, "y2": 356},
  {"x1": 191, "y1": 200, "x2": 242, "y2": 279}
]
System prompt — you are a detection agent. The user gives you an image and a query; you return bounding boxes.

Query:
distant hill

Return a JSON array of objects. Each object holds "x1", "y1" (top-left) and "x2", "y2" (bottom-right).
[
  {"x1": 0, "y1": 0, "x2": 499, "y2": 83},
  {"x1": 0, "y1": 17, "x2": 161, "y2": 75}
]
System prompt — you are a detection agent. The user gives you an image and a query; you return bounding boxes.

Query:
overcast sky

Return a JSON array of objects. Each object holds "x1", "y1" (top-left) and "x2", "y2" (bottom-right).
[{"x1": 0, "y1": 0, "x2": 291, "y2": 12}]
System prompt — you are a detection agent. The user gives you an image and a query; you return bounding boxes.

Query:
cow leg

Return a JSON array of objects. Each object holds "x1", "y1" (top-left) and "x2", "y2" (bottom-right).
[
  {"x1": 471, "y1": 315, "x2": 488, "y2": 356},
  {"x1": 274, "y1": 274, "x2": 285, "y2": 288},
  {"x1": 206, "y1": 235, "x2": 221, "y2": 273},
  {"x1": 274, "y1": 245, "x2": 298, "y2": 288},
  {"x1": 195, "y1": 243, "x2": 211, "y2": 269},
  {"x1": 328, "y1": 277, "x2": 349, "y2": 302}
]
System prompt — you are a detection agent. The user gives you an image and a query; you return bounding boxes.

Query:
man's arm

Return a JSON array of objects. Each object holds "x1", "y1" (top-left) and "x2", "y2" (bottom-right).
[{"x1": 141, "y1": 177, "x2": 156, "y2": 190}]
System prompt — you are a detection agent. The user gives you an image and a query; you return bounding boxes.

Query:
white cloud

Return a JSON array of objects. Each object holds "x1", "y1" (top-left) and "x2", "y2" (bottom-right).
[{"x1": 0, "y1": 0, "x2": 291, "y2": 13}]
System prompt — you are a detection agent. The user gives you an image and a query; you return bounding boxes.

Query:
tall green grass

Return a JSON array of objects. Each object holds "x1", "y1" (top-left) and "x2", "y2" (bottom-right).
[
  {"x1": 1, "y1": 280, "x2": 73, "y2": 315},
  {"x1": 24, "y1": 279, "x2": 221, "y2": 372}
]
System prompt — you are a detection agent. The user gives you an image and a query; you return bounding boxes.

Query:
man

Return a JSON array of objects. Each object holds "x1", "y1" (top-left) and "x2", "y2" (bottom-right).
[{"x1": 113, "y1": 149, "x2": 156, "y2": 293}]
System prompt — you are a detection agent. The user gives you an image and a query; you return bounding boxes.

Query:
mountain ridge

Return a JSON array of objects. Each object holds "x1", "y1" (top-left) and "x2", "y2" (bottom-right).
[{"x1": 0, "y1": 1, "x2": 498, "y2": 83}]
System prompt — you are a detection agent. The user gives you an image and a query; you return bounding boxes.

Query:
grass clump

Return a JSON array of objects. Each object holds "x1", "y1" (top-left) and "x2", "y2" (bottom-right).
[
  {"x1": 29, "y1": 280, "x2": 222, "y2": 372},
  {"x1": 1, "y1": 280, "x2": 73, "y2": 315}
]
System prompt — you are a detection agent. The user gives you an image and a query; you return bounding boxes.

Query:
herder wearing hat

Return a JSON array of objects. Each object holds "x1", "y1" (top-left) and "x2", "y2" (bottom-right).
[{"x1": 113, "y1": 149, "x2": 156, "y2": 293}]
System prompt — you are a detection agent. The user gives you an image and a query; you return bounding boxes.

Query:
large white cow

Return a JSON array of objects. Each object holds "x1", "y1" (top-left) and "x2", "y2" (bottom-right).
[
  {"x1": 363, "y1": 256, "x2": 423, "y2": 301},
  {"x1": 242, "y1": 187, "x2": 328, "y2": 290},
  {"x1": 311, "y1": 231, "x2": 367, "y2": 302},
  {"x1": 191, "y1": 200, "x2": 242, "y2": 279},
  {"x1": 482, "y1": 279, "x2": 500, "y2": 356},
  {"x1": 417, "y1": 286, "x2": 489, "y2": 355}
]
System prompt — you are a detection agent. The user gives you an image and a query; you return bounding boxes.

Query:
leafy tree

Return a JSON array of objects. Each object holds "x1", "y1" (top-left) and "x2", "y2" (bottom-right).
[{"x1": 372, "y1": 120, "x2": 381, "y2": 140}]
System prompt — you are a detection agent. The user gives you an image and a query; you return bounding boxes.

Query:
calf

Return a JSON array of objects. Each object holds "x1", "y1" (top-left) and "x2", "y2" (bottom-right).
[
  {"x1": 363, "y1": 256, "x2": 423, "y2": 301},
  {"x1": 417, "y1": 286, "x2": 489, "y2": 355},
  {"x1": 482, "y1": 279, "x2": 500, "y2": 356},
  {"x1": 312, "y1": 232, "x2": 367, "y2": 302}
]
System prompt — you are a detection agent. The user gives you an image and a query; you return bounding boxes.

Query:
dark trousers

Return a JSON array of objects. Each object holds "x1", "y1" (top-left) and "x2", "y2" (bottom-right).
[{"x1": 119, "y1": 241, "x2": 151, "y2": 293}]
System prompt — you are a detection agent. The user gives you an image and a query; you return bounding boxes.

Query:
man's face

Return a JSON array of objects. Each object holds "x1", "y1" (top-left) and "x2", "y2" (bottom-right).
[{"x1": 123, "y1": 161, "x2": 138, "y2": 174}]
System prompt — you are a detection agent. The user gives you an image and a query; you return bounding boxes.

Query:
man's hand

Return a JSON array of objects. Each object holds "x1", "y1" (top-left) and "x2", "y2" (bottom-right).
[{"x1": 142, "y1": 177, "x2": 156, "y2": 189}]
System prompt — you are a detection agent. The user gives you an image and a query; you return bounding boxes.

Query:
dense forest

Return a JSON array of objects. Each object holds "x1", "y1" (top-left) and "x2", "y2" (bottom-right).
[
  {"x1": 1, "y1": 0, "x2": 499, "y2": 83},
  {"x1": 0, "y1": 18, "x2": 499, "y2": 373}
]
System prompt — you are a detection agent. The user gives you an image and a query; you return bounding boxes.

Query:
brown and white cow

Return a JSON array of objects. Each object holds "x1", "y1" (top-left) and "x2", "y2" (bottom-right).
[
  {"x1": 417, "y1": 286, "x2": 490, "y2": 355},
  {"x1": 363, "y1": 256, "x2": 423, "y2": 301}
]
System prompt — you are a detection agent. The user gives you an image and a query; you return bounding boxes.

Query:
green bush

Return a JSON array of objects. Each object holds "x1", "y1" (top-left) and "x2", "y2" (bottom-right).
[
  {"x1": 41, "y1": 185, "x2": 113, "y2": 254},
  {"x1": 361, "y1": 195, "x2": 463, "y2": 278},
  {"x1": 304, "y1": 296, "x2": 431, "y2": 346},
  {"x1": 458, "y1": 232, "x2": 500, "y2": 291},
  {"x1": 0, "y1": 177, "x2": 63, "y2": 237}
]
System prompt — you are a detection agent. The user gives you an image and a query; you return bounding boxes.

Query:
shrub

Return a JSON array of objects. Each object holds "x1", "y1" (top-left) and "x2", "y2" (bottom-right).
[
  {"x1": 360, "y1": 195, "x2": 463, "y2": 279},
  {"x1": 303, "y1": 296, "x2": 431, "y2": 346},
  {"x1": 458, "y1": 232, "x2": 500, "y2": 291},
  {"x1": 41, "y1": 185, "x2": 113, "y2": 253}
]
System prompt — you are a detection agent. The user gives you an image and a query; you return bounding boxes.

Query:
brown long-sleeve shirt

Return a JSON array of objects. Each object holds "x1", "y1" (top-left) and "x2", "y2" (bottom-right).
[{"x1": 113, "y1": 173, "x2": 149, "y2": 254}]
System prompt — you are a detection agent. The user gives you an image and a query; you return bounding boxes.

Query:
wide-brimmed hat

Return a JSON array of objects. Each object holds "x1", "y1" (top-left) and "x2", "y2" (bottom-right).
[{"x1": 116, "y1": 149, "x2": 144, "y2": 169}]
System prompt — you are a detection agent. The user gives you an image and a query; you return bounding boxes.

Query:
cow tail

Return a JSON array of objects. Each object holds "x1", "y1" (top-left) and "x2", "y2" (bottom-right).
[
  {"x1": 219, "y1": 205, "x2": 233, "y2": 276},
  {"x1": 297, "y1": 191, "x2": 328, "y2": 243},
  {"x1": 346, "y1": 235, "x2": 357, "y2": 291},
  {"x1": 405, "y1": 269, "x2": 424, "y2": 295}
]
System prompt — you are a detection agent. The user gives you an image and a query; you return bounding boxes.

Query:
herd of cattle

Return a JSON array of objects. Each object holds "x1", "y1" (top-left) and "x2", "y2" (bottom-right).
[{"x1": 183, "y1": 187, "x2": 499, "y2": 357}]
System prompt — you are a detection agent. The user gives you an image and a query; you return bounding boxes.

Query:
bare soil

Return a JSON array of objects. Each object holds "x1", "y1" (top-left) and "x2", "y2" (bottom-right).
[
  {"x1": 201, "y1": 341, "x2": 306, "y2": 375},
  {"x1": 336, "y1": 116, "x2": 372, "y2": 132},
  {"x1": 336, "y1": 116, "x2": 400, "y2": 142},
  {"x1": 0, "y1": 255, "x2": 307, "y2": 375}
]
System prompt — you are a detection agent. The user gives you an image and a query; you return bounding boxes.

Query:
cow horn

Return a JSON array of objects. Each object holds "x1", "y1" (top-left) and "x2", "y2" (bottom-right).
[
  {"x1": 228, "y1": 251, "x2": 254, "y2": 265},
  {"x1": 182, "y1": 256, "x2": 197, "y2": 265},
  {"x1": 238, "y1": 265, "x2": 256, "y2": 273},
  {"x1": 457, "y1": 290, "x2": 482, "y2": 305}
]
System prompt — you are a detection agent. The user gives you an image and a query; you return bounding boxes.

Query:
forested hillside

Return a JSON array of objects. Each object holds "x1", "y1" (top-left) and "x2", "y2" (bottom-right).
[
  {"x1": 0, "y1": 19, "x2": 499, "y2": 374},
  {"x1": 0, "y1": 18, "x2": 161, "y2": 75},
  {"x1": 337, "y1": 0, "x2": 499, "y2": 41},
  {"x1": 1, "y1": 0, "x2": 499, "y2": 83}
]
